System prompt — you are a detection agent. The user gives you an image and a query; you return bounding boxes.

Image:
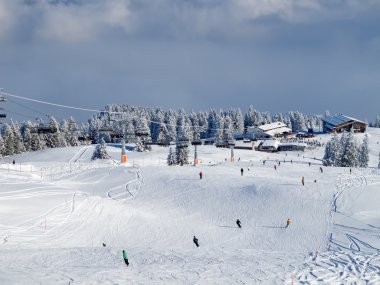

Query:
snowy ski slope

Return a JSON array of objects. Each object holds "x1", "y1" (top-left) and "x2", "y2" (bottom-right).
[{"x1": 0, "y1": 129, "x2": 380, "y2": 284}]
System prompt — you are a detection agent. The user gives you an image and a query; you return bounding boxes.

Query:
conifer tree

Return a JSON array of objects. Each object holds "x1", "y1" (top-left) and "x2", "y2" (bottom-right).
[
  {"x1": 358, "y1": 133, "x2": 369, "y2": 168},
  {"x1": 0, "y1": 134, "x2": 5, "y2": 157},
  {"x1": 11, "y1": 122, "x2": 25, "y2": 154},
  {"x1": 167, "y1": 147, "x2": 177, "y2": 166},
  {"x1": 91, "y1": 138, "x2": 111, "y2": 160},
  {"x1": 176, "y1": 144, "x2": 189, "y2": 166},
  {"x1": 215, "y1": 116, "x2": 225, "y2": 147},
  {"x1": 2, "y1": 124, "x2": 15, "y2": 156},
  {"x1": 223, "y1": 116, "x2": 234, "y2": 143},
  {"x1": 340, "y1": 130, "x2": 359, "y2": 167},
  {"x1": 135, "y1": 137, "x2": 145, "y2": 152}
]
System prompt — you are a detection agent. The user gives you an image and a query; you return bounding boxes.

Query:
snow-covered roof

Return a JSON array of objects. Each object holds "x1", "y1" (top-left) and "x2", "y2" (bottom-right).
[
  {"x1": 262, "y1": 140, "x2": 280, "y2": 148},
  {"x1": 321, "y1": 115, "x2": 366, "y2": 126},
  {"x1": 258, "y1": 122, "x2": 287, "y2": 132},
  {"x1": 265, "y1": 127, "x2": 292, "y2": 137},
  {"x1": 279, "y1": 142, "x2": 307, "y2": 147}
]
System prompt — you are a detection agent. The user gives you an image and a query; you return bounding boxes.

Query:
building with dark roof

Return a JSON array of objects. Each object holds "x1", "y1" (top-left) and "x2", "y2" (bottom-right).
[{"x1": 321, "y1": 115, "x2": 366, "y2": 133}]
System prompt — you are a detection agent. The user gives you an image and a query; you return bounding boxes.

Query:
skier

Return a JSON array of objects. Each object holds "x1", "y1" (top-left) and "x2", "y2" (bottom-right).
[
  {"x1": 193, "y1": 236, "x2": 199, "y2": 247},
  {"x1": 241, "y1": 168, "x2": 244, "y2": 176},
  {"x1": 122, "y1": 250, "x2": 129, "y2": 266},
  {"x1": 12, "y1": 160, "x2": 15, "y2": 165},
  {"x1": 236, "y1": 219, "x2": 242, "y2": 228},
  {"x1": 285, "y1": 218, "x2": 291, "y2": 228},
  {"x1": 102, "y1": 243, "x2": 106, "y2": 247},
  {"x1": 301, "y1": 176, "x2": 305, "y2": 186},
  {"x1": 263, "y1": 160, "x2": 266, "y2": 165},
  {"x1": 309, "y1": 162, "x2": 311, "y2": 167},
  {"x1": 319, "y1": 167, "x2": 323, "y2": 173},
  {"x1": 199, "y1": 171, "x2": 203, "y2": 180},
  {"x1": 274, "y1": 165, "x2": 277, "y2": 171},
  {"x1": 350, "y1": 168, "x2": 352, "y2": 174}
]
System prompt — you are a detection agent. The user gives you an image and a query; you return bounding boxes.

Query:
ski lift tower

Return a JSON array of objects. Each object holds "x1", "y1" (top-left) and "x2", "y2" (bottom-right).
[
  {"x1": 227, "y1": 140, "x2": 236, "y2": 162},
  {"x1": 108, "y1": 112, "x2": 130, "y2": 164},
  {"x1": 191, "y1": 139, "x2": 202, "y2": 167}
]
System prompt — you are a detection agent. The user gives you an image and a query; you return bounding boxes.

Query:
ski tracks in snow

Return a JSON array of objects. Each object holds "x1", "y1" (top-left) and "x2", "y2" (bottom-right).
[
  {"x1": 296, "y1": 171, "x2": 380, "y2": 283},
  {"x1": 107, "y1": 168, "x2": 143, "y2": 202}
]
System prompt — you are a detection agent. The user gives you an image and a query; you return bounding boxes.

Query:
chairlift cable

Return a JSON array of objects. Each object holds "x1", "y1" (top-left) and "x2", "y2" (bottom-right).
[
  {"x1": 7, "y1": 98, "x2": 50, "y2": 117},
  {"x1": 0, "y1": 90, "x2": 238, "y2": 133}
]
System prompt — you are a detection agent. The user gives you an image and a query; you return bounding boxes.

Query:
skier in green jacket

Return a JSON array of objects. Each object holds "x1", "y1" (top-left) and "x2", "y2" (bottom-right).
[{"x1": 122, "y1": 250, "x2": 129, "y2": 266}]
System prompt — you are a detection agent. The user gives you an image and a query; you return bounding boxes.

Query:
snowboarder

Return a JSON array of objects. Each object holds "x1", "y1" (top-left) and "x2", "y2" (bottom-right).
[
  {"x1": 236, "y1": 219, "x2": 242, "y2": 228},
  {"x1": 285, "y1": 218, "x2": 291, "y2": 228},
  {"x1": 102, "y1": 243, "x2": 106, "y2": 247},
  {"x1": 122, "y1": 250, "x2": 129, "y2": 266},
  {"x1": 301, "y1": 176, "x2": 305, "y2": 186},
  {"x1": 199, "y1": 171, "x2": 203, "y2": 180},
  {"x1": 12, "y1": 160, "x2": 15, "y2": 165},
  {"x1": 193, "y1": 236, "x2": 199, "y2": 247},
  {"x1": 241, "y1": 168, "x2": 244, "y2": 176},
  {"x1": 319, "y1": 167, "x2": 323, "y2": 173}
]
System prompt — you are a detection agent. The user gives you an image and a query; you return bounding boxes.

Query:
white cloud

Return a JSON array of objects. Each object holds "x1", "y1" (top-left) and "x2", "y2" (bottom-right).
[{"x1": 0, "y1": 0, "x2": 379, "y2": 42}]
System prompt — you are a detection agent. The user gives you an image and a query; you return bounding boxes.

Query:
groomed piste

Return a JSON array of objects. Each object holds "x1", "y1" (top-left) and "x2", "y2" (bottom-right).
[{"x1": 1, "y1": 129, "x2": 380, "y2": 284}]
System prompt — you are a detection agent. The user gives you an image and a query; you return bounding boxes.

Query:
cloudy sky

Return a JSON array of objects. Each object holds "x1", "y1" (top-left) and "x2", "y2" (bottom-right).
[{"x1": 0, "y1": 0, "x2": 379, "y2": 122}]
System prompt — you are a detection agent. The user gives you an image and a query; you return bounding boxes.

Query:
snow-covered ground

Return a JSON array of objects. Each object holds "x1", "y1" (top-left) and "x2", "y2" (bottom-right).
[{"x1": 1, "y1": 129, "x2": 380, "y2": 284}]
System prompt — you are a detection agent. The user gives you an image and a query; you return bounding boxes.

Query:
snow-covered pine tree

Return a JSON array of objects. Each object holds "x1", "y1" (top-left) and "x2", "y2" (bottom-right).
[
  {"x1": 22, "y1": 123, "x2": 33, "y2": 152},
  {"x1": 135, "y1": 111, "x2": 152, "y2": 151},
  {"x1": 374, "y1": 115, "x2": 380, "y2": 128},
  {"x1": 358, "y1": 133, "x2": 369, "y2": 168},
  {"x1": 244, "y1": 105, "x2": 257, "y2": 127},
  {"x1": 167, "y1": 147, "x2": 177, "y2": 166},
  {"x1": 91, "y1": 138, "x2": 111, "y2": 160},
  {"x1": 197, "y1": 112, "x2": 208, "y2": 139},
  {"x1": 135, "y1": 137, "x2": 145, "y2": 152},
  {"x1": 30, "y1": 132, "x2": 45, "y2": 151},
  {"x1": 207, "y1": 109, "x2": 218, "y2": 138},
  {"x1": 66, "y1": 117, "x2": 80, "y2": 146},
  {"x1": 124, "y1": 120, "x2": 135, "y2": 143},
  {"x1": 2, "y1": 124, "x2": 15, "y2": 156},
  {"x1": 165, "y1": 109, "x2": 178, "y2": 143},
  {"x1": 323, "y1": 140, "x2": 332, "y2": 166},
  {"x1": 157, "y1": 123, "x2": 170, "y2": 146},
  {"x1": 189, "y1": 112, "x2": 201, "y2": 143},
  {"x1": 0, "y1": 134, "x2": 5, "y2": 157},
  {"x1": 11, "y1": 122, "x2": 25, "y2": 154},
  {"x1": 176, "y1": 110, "x2": 191, "y2": 142},
  {"x1": 340, "y1": 129, "x2": 359, "y2": 167},
  {"x1": 150, "y1": 109, "x2": 163, "y2": 143},
  {"x1": 175, "y1": 144, "x2": 189, "y2": 166},
  {"x1": 215, "y1": 116, "x2": 225, "y2": 147},
  {"x1": 45, "y1": 117, "x2": 67, "y2": 148},
  {"x1": 223, "y1": 116, "x2": 234, "y2": 143},
  {"x1": 324, "y1": 132, "x2": 345, "y2": 167},
  {"x1": 330, "y1": 132, "x2": 341, "y2": 166},
  {"x1": 175, "y1": 116, "x2": 190, "y2": 166},
  {"x1": 230, "y1": 108, "x2": 244, "y2": 138}
]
